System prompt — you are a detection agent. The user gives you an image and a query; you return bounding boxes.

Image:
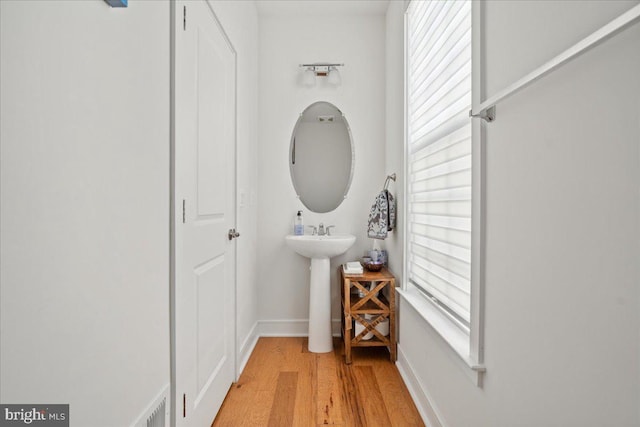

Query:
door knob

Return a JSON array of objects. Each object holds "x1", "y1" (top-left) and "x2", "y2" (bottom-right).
[{"x1": 228, "y1": 228, "x2": 240, "y2": 240}]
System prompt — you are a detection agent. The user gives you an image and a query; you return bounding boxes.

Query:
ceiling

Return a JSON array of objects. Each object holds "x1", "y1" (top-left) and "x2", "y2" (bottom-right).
[{"x1": 256, "y1": 0, "x2": 391, "y2": 16}]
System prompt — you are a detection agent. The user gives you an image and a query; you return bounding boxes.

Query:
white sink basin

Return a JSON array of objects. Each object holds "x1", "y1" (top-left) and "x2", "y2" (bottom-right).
[
  {"x1": 285, "y1": 234, "x2": 356, "y2": 259},
  {"x1": 285, "y1": 233, "x2": 356, "y2": 353}
]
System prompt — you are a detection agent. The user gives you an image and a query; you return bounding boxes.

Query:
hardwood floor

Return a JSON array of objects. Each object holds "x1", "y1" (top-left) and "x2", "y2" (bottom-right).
[{"x1": 212, "y1": 337, "x2": 424, "y2": 427}]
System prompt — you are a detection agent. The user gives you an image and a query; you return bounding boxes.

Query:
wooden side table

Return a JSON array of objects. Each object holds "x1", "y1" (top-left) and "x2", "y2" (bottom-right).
[{"x1": 340, "y1": 266, "x2": 396, "y2": 364}]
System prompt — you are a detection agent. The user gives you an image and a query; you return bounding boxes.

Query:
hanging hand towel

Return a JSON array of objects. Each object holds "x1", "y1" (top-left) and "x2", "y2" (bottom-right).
[
  {"x1": 367, "y1": 191, "x2": 389, "y2": 239},
  {"x1": 386, "y1": 190, "x2": 396, "y2": 231},
  {"x1": 368, "y1": 190, "x2": 397, "y2": 239}
]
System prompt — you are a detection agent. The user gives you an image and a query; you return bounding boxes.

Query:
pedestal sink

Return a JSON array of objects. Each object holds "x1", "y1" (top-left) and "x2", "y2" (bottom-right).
[{"x1": 285, "y1": 234, "x2": 356, "y2": 353}]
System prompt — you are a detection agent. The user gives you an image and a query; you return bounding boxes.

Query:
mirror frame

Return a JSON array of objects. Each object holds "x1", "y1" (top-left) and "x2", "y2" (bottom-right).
[{"x1": 289, "y1": 101, "x2": 355, "y2": 213}]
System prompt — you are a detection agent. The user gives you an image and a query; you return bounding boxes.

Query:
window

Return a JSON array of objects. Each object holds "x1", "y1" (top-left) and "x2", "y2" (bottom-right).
[
  {"x1": 405, "y1": 0, "x2": 484, "y2": 381},
  {"x1": 406, "y1": 0, "x2": 473, "y2": 331},
  {"x1": 403, "y1": 0, "x2": 485, "y2": 385}
]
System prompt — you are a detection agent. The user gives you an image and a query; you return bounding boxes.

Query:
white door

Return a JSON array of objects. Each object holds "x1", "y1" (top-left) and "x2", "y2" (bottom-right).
[{"x1": 173, "y1": 1, "x2": 237, "y2": 426}]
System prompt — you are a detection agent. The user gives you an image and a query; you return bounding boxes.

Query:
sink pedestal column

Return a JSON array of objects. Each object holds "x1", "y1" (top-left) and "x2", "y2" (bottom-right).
[
  {"x1": 284, "y1": 234, "x2": 355, "y2": 353},
  {"x1": 308, "y1": 257, "x2": 332, "y2": 353}
]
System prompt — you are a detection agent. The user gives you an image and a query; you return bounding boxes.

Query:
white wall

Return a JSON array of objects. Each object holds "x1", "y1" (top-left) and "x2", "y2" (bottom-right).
[
  {"x1": 206, "y1": 0, "x2": 260, "y2": 374},
  {"x1": 0, "y1": 1, "x2": 170, "y2": 426},
  {"x1": 389, "y1": 1, "x2": 640, "y2": 426},
  {"x1": 257, "y1": 10, "x2": 386, "y2": 333},
  {"x1": 482, "y1": 0, "x2": 639, "y2": 99}
]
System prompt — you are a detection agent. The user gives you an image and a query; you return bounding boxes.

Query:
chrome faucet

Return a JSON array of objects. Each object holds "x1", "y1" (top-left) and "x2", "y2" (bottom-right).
[{"x1": 317, "y1": 223, "x2": 336, "y2": 236}]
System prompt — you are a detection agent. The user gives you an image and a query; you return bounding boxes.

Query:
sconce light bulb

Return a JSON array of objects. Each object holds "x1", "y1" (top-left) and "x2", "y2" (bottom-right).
[
  {"x1": 328, "y1": 67, "x2": 341, "y2": 86},
  {"x1": 303, "y1": 67, "x2": 316, "y2": 87}
]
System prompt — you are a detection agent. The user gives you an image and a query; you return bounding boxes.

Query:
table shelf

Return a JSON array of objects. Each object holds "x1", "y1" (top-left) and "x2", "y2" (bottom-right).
[{"x1": 340, "y1": 266, "x2": 396, "y2": 364}]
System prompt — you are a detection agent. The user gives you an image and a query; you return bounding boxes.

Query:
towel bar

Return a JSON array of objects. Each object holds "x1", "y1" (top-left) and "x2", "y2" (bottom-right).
[{"x1": 383, "y1": 173, "x2": 396, "y2": 190}]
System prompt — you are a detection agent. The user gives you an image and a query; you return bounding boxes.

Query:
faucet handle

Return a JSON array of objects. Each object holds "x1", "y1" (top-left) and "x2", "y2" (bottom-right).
[
  {"x1": 326, "y1": 225, "x2": 335, "y2": 235},
  {"x1": 307, "y1": 225, "x2": 318, "y2": 235}
]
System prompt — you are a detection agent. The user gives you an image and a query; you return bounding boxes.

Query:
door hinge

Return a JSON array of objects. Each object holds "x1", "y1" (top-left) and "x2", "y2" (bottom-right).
[
  {"x1": 182, "y1": 393, "x2": 186, "y2": 418},
  {"x1": 182, "y1": 199, "x2": 186, "y2": 223},
  {"x1": 183, "y1": 5, "x2": 186, "y2": 31}
]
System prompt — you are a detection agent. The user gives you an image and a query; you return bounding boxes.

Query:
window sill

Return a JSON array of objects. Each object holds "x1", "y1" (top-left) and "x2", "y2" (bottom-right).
[{"x1": 397, "y1": 287, "x2": 486, "y2": 387}]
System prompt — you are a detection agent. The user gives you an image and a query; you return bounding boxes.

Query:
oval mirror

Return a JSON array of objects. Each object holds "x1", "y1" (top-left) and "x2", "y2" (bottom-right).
[{"x1": 290, "y1": 102, "x2": 354, "y2": 213}]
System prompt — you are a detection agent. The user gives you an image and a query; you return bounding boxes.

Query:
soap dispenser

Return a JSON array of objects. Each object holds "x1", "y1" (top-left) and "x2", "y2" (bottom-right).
[{"x1": 294, "y1": 210, "x2": 304, "y2": 235}]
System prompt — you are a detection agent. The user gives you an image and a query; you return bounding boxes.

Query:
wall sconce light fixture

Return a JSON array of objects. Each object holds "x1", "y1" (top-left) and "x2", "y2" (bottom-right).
[{"x1": 300, "y1": 63, "x2": 344, "y2": 87}]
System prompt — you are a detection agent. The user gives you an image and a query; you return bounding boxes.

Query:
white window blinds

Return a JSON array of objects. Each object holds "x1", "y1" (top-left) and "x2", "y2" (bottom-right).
[{"x1": 407, "y1": 0, "x2": 472, "y2": 327}]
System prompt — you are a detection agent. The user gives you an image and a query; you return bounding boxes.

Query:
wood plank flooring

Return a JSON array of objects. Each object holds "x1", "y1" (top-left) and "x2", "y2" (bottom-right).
[{"x1": 212, "y1": 337, "x2": 424, "y2": 427}]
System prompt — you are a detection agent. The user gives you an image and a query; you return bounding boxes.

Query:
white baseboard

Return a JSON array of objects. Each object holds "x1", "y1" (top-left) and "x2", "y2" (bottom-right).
[
  {"x1": 396, "y1": 344, "x2": 445, "y2": 427},
  {"x1": 257, "y1": 319, "x2": 342, "y2": 337},
  {"x1": 237, "y1": 322, "x2": 259, "y2": 378},
  {"x1": 331, "y1": 319, "x2": 341, "y2": 336},
  {"x1": 130, "y1": 383, "x2": 170, "y2": 427},
  {"x1": 258, "y1": 319, "x2": 308, "y2": 336}
]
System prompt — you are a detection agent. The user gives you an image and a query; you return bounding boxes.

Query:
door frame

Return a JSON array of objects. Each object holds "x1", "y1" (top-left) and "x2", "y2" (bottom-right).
[{"x1": 169, "y1": 0, "x2": 239, "y2": 425}]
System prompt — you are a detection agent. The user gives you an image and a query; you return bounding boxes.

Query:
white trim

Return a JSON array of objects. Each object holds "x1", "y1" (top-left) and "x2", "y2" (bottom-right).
[
  {"x1": 130, "y1": 383, "x2": 170, "y2": 427},
  {"x1": 469, "y1": 0, "x2": 485, "y2": 368},
  {"x1": 258, "y1": 319, "x2": 342, "y2": 337},
  {"x1": 471, "y1": 3, "x2": 640, "y2": 118},
  {"x1": 397, "y1": 288, "x2": 485, "y2": 387},
  {"x1": 332, "y1": 318, "x2": 341, "y2": 336},
  {"x1": 169, "y1": 1, "x2": 177, "y2": 424},
  {"x1": 237, "y1": 322, "x2": 259, "y2": 379},
  {"x1": 396, "y1": 345, "x2": 445, "y2": 427},
  {"x1": 401, "y1": 1, "x2": 409, "y2": 311}
]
